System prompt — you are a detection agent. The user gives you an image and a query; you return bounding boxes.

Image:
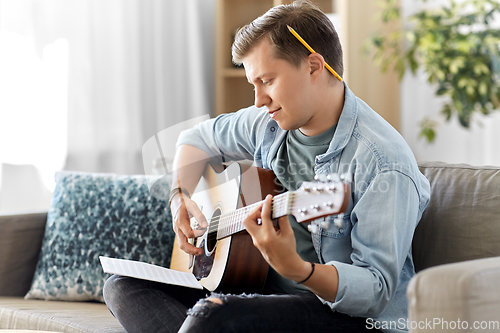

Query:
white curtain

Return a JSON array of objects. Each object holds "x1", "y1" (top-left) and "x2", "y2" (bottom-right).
[
  {"x1": 400, "y1": 0, "x2": 500, "y2": 166},
  {"x1": 0, "y1": 0, "x2": 215, "y2": 212},
  {"x1": 0, "y1": 0, "x2": 215, "y2": 177},
  {"x1": 62, "y1": 0, "x2": 216, "y2": 175}
]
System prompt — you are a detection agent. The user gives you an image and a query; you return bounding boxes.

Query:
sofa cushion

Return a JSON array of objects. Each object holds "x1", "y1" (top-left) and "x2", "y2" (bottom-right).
[
  {"x1": 25, "y1": 171, "x2": 173, "y2": 302},
  {"x1": 407, "y1": 256, "x2": 500, "y2": 330},
  {"x1": 0, "y1": 212, "x2": 47, "y2": 297},
  {"x1": 414, "y1": 162, "x2": 500, "y2": 272},
  {"x1": 0, "y1": 296, "x2": 125, "y2": 332}
]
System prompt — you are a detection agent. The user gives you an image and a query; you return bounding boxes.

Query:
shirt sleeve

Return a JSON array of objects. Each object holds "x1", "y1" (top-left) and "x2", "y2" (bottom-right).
[
  {"x1": 319, "y1": 170, "x2": 421, "y2": 317},
  {"x1": 176, "y1": 106, "x2": 269, "y2": 163}
]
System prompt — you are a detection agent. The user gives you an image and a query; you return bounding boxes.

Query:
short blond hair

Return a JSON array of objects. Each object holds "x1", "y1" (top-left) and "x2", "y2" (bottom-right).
[{"x1": 231, "y1": 0, "x2": 343, "y2": 77}]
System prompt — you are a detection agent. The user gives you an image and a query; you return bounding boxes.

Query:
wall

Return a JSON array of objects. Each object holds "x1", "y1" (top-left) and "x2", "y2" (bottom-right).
[{"x1": 337, "y1": 0, "x2": 401, "y2": 131}]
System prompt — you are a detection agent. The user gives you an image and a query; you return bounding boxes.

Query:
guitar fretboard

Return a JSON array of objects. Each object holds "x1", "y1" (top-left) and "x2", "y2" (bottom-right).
[{"x1": 208, "y1": 192, "x2": 294, "y2": 240}]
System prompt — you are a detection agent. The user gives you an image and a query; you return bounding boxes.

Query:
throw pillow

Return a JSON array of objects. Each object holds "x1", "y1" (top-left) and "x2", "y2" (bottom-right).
[{"x1": 25, "y1": 171, "x2": 173, "y2": 302}]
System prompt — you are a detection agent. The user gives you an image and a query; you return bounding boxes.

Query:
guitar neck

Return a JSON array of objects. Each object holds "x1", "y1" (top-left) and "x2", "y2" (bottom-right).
[{"x1": 211, "y1": 192, "x2": 293, "y2": 240}]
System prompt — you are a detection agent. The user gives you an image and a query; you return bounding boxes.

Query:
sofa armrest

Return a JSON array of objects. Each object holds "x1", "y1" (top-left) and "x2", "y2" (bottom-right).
[
  {"x1": 0, "y1": 212, "x2": 47, "y2": 296},
  {"x1": 407, "y1": 256, "x2": 500, "y2": 332}
]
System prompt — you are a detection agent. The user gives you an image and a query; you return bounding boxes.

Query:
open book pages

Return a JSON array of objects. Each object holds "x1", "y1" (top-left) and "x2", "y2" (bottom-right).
[{"x1": 99, "y1": 256, "x2": 203, "y2": 290}]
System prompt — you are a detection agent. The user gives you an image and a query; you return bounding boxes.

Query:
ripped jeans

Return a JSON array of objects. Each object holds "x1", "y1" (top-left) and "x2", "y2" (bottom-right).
[{"x1": 103, "y1": 275, "x2": 380, "y2": 333}]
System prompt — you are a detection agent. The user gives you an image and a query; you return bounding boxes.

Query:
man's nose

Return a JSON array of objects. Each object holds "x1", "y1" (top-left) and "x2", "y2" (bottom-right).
[{"x1": 254, "y1": 87, "x2": 271, "y2": 108}]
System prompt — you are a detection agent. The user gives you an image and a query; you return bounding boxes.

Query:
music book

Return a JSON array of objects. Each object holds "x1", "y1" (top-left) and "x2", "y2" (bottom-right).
[{"x1": 99, "y1": 256, "x2": 203, "y2": 290}]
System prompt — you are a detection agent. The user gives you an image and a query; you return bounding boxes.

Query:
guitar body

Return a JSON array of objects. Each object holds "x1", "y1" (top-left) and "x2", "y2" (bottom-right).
[{"x1": 170, "y1": 162, "x2": 281, "y2": 293}]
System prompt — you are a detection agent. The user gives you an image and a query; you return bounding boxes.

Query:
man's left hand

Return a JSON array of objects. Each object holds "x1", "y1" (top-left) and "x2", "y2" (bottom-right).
[{"x1": 244, "y1": 195, "x2": 311, "y2": 282}]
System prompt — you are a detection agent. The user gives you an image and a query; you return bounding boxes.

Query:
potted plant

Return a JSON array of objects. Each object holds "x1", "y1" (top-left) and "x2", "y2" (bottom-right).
[{"x1": 365, "y1": 0, "x2": 500, "y2": 142}]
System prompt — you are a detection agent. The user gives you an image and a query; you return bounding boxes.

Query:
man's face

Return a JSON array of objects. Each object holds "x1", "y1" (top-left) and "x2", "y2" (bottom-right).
[{"x1": 243, "y1": 38, "x2": 316, "y2": 132}]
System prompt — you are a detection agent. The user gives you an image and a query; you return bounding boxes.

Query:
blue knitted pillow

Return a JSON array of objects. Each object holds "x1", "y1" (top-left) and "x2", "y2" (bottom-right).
[{"x1": 25, "y1": 171, "x2": 173, "y2": 302}]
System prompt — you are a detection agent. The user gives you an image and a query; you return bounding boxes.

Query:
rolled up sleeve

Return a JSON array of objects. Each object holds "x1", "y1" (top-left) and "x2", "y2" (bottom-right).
[{"x1": 176, "y1": 106, "x2": 269, "y2": 163}]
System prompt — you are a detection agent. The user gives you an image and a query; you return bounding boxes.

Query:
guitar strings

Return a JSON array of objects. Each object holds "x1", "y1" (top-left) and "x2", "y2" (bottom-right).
[
  {"x1": 207, "y1": 194, "x2": 288, "y2": 232},
  {"x1": 207, "y1": 200, "x2": 284, "y2": 235},
  {"x1": 205, "y1": 192, "x2": 294, "y2": 239}
]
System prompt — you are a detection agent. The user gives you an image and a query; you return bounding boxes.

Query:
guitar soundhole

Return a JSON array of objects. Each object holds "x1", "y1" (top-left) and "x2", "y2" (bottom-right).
[{"x1": 206, "y1": 207, "x2": 221, "y2": 253}]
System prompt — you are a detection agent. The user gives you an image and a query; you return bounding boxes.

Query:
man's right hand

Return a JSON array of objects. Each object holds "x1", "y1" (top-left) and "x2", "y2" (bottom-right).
[{"x1": 170, "y1": 192, "x2": 208, "y2": 256}]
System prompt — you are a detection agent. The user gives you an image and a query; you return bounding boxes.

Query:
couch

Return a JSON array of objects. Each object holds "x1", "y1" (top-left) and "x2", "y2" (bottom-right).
[{"x1": 0, "y1": 162, "x2": 499, "y2": 332}]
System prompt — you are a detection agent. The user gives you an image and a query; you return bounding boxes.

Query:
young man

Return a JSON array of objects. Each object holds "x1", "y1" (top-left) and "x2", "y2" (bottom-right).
[{"x1": 104, "y1": 1, "x2": 430, "y2": 332}]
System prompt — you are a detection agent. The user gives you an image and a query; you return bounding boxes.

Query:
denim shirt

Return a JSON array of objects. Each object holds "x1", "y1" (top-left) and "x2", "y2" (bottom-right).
[{"x1": 177, "y1": 83, "x2": 430, "y2": 333}]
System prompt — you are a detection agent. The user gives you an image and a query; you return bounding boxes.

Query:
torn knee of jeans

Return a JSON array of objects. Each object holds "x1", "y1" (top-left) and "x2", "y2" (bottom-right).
[
  {"x1": 186, "y1": 294, "x2": 226, "y2": 318},
  {"x1": 205, "y1": 297, "x2": 223, "y2": 305}
]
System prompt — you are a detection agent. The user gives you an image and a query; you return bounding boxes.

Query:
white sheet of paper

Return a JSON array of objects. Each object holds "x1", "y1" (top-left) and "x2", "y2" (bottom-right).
[{"x1": 99, "y1": 256, "x2": 203, "y2": 290}]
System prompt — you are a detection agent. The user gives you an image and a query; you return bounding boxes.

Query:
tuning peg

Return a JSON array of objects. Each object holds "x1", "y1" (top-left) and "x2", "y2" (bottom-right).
[
  {"x1": 327, "y1": 185, "x2": 337, "y2": 193},
  {"x1": 307, "y1": 224, "x2": 319, "y2": 234},
  {"x1": 310, "y1": 204, "x2": 320, "y2": 211},
  {"x1": 314, "y1": 174, "x2": 331, "y2": 182},
  {"x1": 334, "y1": 213, "x2": 345, "y2": 229},
  {"x1": 324, "y1": 201, "x2": 334, "y2": 209},
  {"x1": 327, "y1": 174, "x2": 340, "y2": 183},
  {"x1": 340, "y1": 173, "x2": 352, "y2": 183},
  {"x1": 320, "y1": 219, "x2": 330, "y2": 230},
  {"x1": 312, "y1": 186, "x2": 325, "y2": 193}
]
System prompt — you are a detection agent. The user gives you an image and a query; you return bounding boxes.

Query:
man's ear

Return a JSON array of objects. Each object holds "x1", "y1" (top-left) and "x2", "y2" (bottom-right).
[{"x1": 308, "y1": 53, "x2": 324, "y2": 81}]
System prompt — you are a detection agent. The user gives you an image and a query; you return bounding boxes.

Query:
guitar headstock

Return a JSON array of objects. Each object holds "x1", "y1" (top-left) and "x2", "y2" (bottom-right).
[{"x1": 290, "y1": 174, "x2": 350, "y2": 223}]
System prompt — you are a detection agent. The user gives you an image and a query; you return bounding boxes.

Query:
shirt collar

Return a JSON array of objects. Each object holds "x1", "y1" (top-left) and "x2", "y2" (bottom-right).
[{"x1": 318, "y1": 81, "x2": 358, "y2": 162}]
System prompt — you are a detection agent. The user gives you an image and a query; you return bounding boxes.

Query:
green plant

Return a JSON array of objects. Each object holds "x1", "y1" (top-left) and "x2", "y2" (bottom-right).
[{"x1": 365, "y1": 0, "x2": 500, "y2": 142}]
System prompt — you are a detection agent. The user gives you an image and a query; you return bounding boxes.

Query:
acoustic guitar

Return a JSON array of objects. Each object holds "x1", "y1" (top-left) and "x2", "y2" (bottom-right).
[{"x1": 170, "y1": 162, "x2": 350, "y2": 294}]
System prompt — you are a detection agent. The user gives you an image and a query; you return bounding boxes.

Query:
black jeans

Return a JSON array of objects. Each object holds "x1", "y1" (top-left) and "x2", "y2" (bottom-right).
[{"x1": 103, "y1": 275, "x2": 380, "y2": 333}]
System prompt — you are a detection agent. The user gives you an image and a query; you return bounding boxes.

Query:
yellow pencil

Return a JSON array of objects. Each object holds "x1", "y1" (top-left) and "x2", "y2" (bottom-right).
[{"x1": 287, "y1": 25, "x2": 342, "y2": 82}]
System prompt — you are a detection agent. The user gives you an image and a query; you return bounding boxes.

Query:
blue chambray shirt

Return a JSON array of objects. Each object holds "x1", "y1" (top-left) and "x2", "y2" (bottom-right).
[{"x1": 177, "y1": 83, "x2": 430, "y2": 333}]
